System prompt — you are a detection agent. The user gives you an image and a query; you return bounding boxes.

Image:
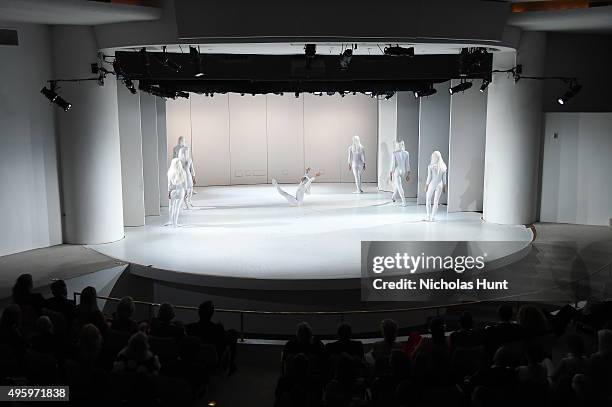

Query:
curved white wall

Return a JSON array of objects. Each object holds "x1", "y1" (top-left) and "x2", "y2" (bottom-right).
[
  {"x1": 483, "y1": 31, "x2": 546, "y2": 225},
  {"x1": 52, "y1": 26, "x2": 124, "y2": 244}
]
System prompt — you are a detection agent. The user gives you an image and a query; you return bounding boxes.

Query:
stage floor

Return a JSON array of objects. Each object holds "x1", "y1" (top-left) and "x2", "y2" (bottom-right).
[{"x1": 87, "y1": 183, "x2": 532, "y2": 288}]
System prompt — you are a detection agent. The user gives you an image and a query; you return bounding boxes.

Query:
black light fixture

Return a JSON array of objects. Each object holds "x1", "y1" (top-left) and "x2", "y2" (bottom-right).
[
  {"x1": 557, "y1": 80, "x2": 581, "y2": 105},
  {"x1": 384, "y1": 45, "x2": 414, "y2": 57},
  {"x1": 384, "y1": 92, "x2": 395, "y2": 100},
  {"x1": 123, "y1": 78, "x2": 137, "y2": 94},
  {"x1": 140, "y1": 47, "x2": 151, "y2": 77},
  {"x1": 294, "y1": 92, "x2": 300, "y2": 98},
  {"x1": 414, "y1": 85, "x2": 437, "y2": 98},
  {"x1": 313, "y1": 91, "x2": 323, "y2": 96},
  {"x1": 159, "y1": 46, "x2": 181, "y2": 73},
  {"x1": 190, "y1": 46, "x2": 204, "y2": 77},
  {"x1": 339, "y1": 48, "x2": 353, "y2": 70},
  {"x1": 175, "y1": 90, "x2": 190, "y2": 99},
  {"x1": 304, "y1": 44, "x2": 316, "y2": 57},
  {"x1": 449, "y1": 81, "x2": 473, "y2": 95},
  {"x1": 41, "y1": 82, "x2": 72, "y2": 111},
  {"x1": 479, "y1": 79, "x2": 490, "y2": 93}
]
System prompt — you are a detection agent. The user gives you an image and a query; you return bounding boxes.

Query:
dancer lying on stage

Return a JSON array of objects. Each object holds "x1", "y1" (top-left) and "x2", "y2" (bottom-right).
[
  {"x1": 390, "y1": 141, "x2": 411, "y2": 206},
  {"x1": 272, "y1": 169, "x2": 321, "y2": 206},
  {"x1": 424, "y1": 150, "x2": 447, "y2": 222}
]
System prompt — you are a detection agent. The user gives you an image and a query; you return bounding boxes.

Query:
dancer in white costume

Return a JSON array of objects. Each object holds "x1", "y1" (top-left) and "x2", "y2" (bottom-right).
[
  {"x1": 167, "y1": 157, "x2": 187, "y2": 227},
  {"x1": 390, "y1": 141, "x2": 411, "y2": 206},
  {"x1": 347, "y1": 135, "x2": 366, "y2": 193},
  {"x1": 178, "y1": 146, "x2": 196, "y2": 209},
  {"x1": 172, "y1": 136, "x2": 187, "y2": 159},
  {"x1": 272, "y1": 170, "x2": 321, "y2": 206},
  {"x1": 424, "y1": 150, "x2": 447, "y2": 222}
]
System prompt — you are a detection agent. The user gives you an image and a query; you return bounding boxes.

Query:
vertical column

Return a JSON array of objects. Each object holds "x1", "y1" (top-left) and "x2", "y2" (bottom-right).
[
  {"x1": 377, "y1": 95, "x2": 397, "y2": 191},
  {"x1": 140, "y1": 92, "x2": 160, "y2": 216},
  {"x1": 396, "y1": 92, "x2": 420, "y2": 198},
  {"x1": 156, "y1": 98, "x2": 168, "y2": 207},
  {"x1": 483, "y1": 31, "x2": 546, "y2": 225},
  {"x1": 417, "y1": 86, "x2": 451, "y2": 204},
  {"x1": 447, "y1": 79, "x2": 487, "y2": 212},
  {"x1": 52, "y1": 26, "x2": 124, "y2": 244},
  {"x1": 116, "y1": 79, "x2": 145, "y2": 226}
]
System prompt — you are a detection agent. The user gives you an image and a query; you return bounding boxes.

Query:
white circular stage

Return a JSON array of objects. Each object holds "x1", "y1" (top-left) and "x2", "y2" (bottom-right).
[{"x1": 88, "y1": 183, "x2": 533, "y2": 290}]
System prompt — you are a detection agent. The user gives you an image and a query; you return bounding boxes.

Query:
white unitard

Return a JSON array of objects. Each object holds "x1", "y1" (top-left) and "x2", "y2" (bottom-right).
[
  {"x1": 167, "y1": 158, "x2": 188, "y2": 227},
  {"x1": 272, "y1": 174, "x2": 317, "y2": 206},
  {"x1": 425, "y1": 151, "x2": 447, "y2": 221},
  {"x1": 348, "y1": 136, "x2": 366, "y2": 193},
  {"x1": 172, "y1": 136, "x2": 187, "y2": 159},
  {"x1": 178, "y1": 147, "x2": 196, "y2": 209},
  {"x1": 390, "y1": 144, "x2": 410, "y2": 206}
]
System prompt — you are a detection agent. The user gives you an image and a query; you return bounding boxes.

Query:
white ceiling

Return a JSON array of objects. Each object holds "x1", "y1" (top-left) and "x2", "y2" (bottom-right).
[
  {"x1": 508, "y1": 5, "x2": 612, "y2": 33},
  {"x1": 0, "y1": 0, "x2": 161, "y2": 25}
]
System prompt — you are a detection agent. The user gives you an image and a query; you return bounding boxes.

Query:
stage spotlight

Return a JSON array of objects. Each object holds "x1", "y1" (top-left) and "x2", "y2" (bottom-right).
[
  {"x1": 449, "y1": 81, "x2": 473, "y2": 95},
  {"x1": 175, "y1": 91, "x2": 190, "y2": 99},
  {"x1": 159, "y1": 46, "x2": 181, "y2": 73},
  {"x1": 326, "y1": 91, "x2": 335, "y2": 96},
  {"x1": 294, "y1": 92, "x2": 300, "y2": 98},
  {"x1": 384, "y1": 45, "x2": 414, "y2": 57},
  {"x1": 40, "y1": 84, "x2": 72, "y2": 111},
  {"x1": 557, "y1": 81, "x2": 582, "y2": 105},
  {"x1": 304, "y1": 44, "x2": 316, "y2": 57},
  {"x1": 313, "y1": 91, "x2": 323, "y2": 96},
  {"x1": 190, "y1": 46, "x2": 204, "y2": 77},
  {"x1": 414, "y1": 86, "x2": 437, "y2": 98},
  {"x1": 339, "y1": 48, "x2": 353, "y2": 70},
  {"x1": 385, "y1": 92, "x2": 395, "y2": 100},
  {"x1": 479, "y1": 79, "x2": 490, "y2": 93},
  {"x1": 123, "y1": 78, "x2": 137, "y2": 94}
]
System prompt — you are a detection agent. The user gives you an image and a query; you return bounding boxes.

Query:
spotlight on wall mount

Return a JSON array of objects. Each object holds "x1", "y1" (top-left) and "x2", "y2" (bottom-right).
[
  {"x1": 384, "y1": 45, "x2": 414, "y2": 57},
  {"x1": 190, "y1": 46, "x2": 205, "y2": 77},
  {"x1": 414, "y1": 85, "x2": 437, "y2": 99},
  {"x1": 41, "y1": 82, "x2": 72, "y2": 111},
  {"x1": 479, "y1": 79, "x2": 490, "y2": 93},
  {"x1": 339, "y1": 48, "x2": 353, "y2": 70},
  {"x1": 449, "y1": 81, "x2": 473, "y2": 95},
  {"x1": 304, "y1": 44, "x2": 317, "y2": 58},
  {"x1": 159, "y1": 46, "x2": 181, "y2": 73},
  {"x1": 557, "y1": 80, "x2": 581, "y2": 105},
  {"x1": 123, "y1": 78, "x2": 137, "y2": 94}
]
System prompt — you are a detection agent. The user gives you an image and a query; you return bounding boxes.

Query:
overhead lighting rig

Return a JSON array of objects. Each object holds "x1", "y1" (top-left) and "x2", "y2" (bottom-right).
[{"x1": 384, "y1": 45, "x2": 415, "y2": 57}]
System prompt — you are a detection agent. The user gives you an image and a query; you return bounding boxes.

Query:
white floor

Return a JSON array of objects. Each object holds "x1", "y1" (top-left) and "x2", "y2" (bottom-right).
[{"x1": 88, "y1": 183, "x2": 532, "y2": 286}]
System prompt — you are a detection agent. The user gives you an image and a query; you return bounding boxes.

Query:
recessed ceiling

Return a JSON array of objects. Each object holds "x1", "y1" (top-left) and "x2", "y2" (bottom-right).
[{"x1": 0, "y1": 0, "x2": 161, "y2": 25}]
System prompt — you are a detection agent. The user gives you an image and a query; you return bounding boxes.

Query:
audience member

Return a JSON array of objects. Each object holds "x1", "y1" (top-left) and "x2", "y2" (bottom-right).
[
  {"x1": 449, "y1": 311, "x2": 484, "y2": 352},
  {"x1": 283, "y1": 322, "x2": 327, "y2": 376},
  {"x1": 110, "y1": 296, "x2": 138, "y2": 334},
  {"x1": 186, "y1": 301, "x2": 238, "y2": 374},
  {"x1": 162, "y1": 335, "x2": 209, "y2": 395},
  {"x1": 275, "y1": 353, "x2": 322, "y2": 407},
  {"x1": 74, "y1": 286, "x2": 107, "y2": 336},
  {"x1": 30, "y1": 315, "x2": 61, "y2": 356},
  {"x1": 412, "y1": 317, "x2": 451, "y2": 385},
  {"x1": 113, "y1": 332, "x2": 160, "y2": 375},
  {"x1": 43, "y1": 279, "x2": 76, "y2": 324},
  {"x1": 150, "y1": 303, "x2": 185, "y2": 340},
  {"x1": 518, "y1": 305, "x2": 550, "y2": 339},
  {"x1": 0, "y1": 304, "x2": 27, "y2": 352},
  {"x1": 485, "y1": 304, "x2": 525, "y2": 355},
  {"x1": 325, "y1": 322, "x2": 364, "y2": 359},
  {"x1": 588, "y1": 329, "x2": 612, "y2": 400},
  {"x1": 551, "y1": 333, "x2": 589, "y2": 386},
  {"x1": 371, "y1": 319, "x2": 401, "y2": 369},
  {"x1": 12, "y1": 273, "x2": 44, "y2": 314}
]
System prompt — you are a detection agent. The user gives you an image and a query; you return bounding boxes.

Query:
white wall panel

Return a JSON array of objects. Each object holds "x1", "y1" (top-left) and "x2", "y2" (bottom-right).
[
  {"x1": 156, "y1": 99, "x2": 168, "y2": 207},
  {"x1": 397, "y1": 92, "x2": 420, "y2": 198},
  {"x1": 165, "y1": 97, "x2": 191, "y2": 168},
  {"x1": 447, "y1": 80, "x2": 487, "y2": 212},
  {"x1": 229, "y1": 94, "x2": 268, "y2": 184},
  {"x1": 377, "y1": 96, "x2": 397, "y2": 191},
  {"x1": 417, "y1": 86, "x2": 451, "y2": 204},
  {"x1": 266, "y1": 94, "x2": 304, "y2": 183},
  {"x1": 191, "y1": 94, "x2": 231, "y2": 186},
  {"x1": 140, "y1": 93, "x2": 160, "y2": 216}
]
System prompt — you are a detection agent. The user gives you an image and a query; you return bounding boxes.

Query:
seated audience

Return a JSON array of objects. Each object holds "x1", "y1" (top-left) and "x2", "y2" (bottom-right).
[
  {"x1": 370, "y1": 319, "x2": 402, "y2": 370},
  {"x1": 449, "y1": 311, "x2": 484, "y2": 352},
  {"x1": 113, "y1": 332, "x2": 160, "y2": 375},
  {"x1": 43, "y1": 279, "x2": 76, "y2": 324},
  {"x1": 469, "y1": 346, "x2": 518, "y2": 402},
  {"x1": 110, "y1": 296, "x2": 138, "y2": 334},
  {"x1": 371, "y1": 350, "x2": 412, "y2": 407},
  {"x1": 324, "y1": 352, "x2": 364, "y2": 407},
  {"x1": 74, "y1": 286, "x2": 107, "y2": 336},
  {"x1": 518, "y1": 305, "x2": 550, "y2": 340},
  {"x1": 588, "y1": 329, "x2": 612, "y2": 400},
  {"x1": 0, "y1": 304, "x2": 27, "y2": 352},
  {"x1": 325, "y1": 322, "x2": 364, "y2": 359},
  {"x1": 162, "y1": 335, "x2": 209, "y2": 395},
  {"x1": 187, "y1": 301, "x2": 237, "y2": 373},
  {"x1": 150, "y1": 303, "x2": 185, "y2": 340},
  {"x1": 12, "y1": 273, "x2": 44, "y2": 314},
  {"x1": 551, "y1": 333, "x2": 589, "y2": 387},
  {"x1": 283, "y1": 322, "x2": 327, "y2": 375},
  {"x1": 275, "y1": 353, "x2": 322, "y2": 407},
  {"x1": 485, "y1": 304, "x2": 525, "y2": 356},
  {"x1": 30, "y1": 315, "x2": 61, "y2": 357},
  {"x1": 412, "y1": 317, "x2": 451, "y2": 385}
]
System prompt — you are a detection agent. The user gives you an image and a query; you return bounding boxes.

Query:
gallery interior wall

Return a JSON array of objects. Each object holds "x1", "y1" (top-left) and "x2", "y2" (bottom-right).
[
  {"x1": 140, "y1": 92, "x2": 160, "y2": 217},
  {"x1": 447, "y1": 79, "x2": 487, "y2": 213},
  {"x1": 417, "y1": 85, "x2": 451, "y2": 205},
  {"x1": 377, "y1": 96, "x2": 397, "y2": 192},
  {"x1": 0, "y1": 22, "x2": 62, "y2": 256},
  {"x1": 166, "y1": 94, "x2": 378, "y2": 185},
  {"x1": 396, "y1": 92, "x2": 420, "y2": 198},
  {"x1": 540, "y1": 112, "x2": 612, "y2": 226}
]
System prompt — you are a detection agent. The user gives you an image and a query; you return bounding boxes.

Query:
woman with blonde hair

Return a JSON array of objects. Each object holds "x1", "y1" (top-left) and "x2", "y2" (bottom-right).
[
  {"x1": 424, "y1": 150, "x2": 447, "y2": 222},
  {"x1": 167, "y1": 155, "x2": 188, "y2": 227}
]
